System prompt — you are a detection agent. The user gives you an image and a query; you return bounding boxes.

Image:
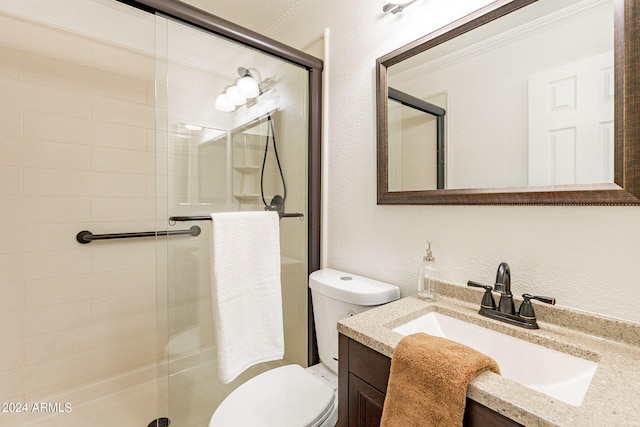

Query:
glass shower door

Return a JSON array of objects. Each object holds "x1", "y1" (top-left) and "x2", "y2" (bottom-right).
[{"x1": 156, "y1": 15, "x2": 310, "y2": 427}]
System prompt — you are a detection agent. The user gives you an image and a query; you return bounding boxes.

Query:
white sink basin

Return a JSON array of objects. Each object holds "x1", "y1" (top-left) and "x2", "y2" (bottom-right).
[{"x1": 392, "y1": 311, "x2": 598, "y2": 407}]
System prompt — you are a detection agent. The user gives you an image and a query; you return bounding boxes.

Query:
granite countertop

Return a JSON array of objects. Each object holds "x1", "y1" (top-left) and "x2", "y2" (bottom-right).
[{"x1": 337, "y1": 282, "x2": 640, "y2": 427}]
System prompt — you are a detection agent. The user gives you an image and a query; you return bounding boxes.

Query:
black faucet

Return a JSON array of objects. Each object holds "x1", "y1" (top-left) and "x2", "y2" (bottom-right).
[
  {"x1": 467, "y1": 262, "x2": 555, "y2": 329},
  {"x1": 494, "y1": 261, "x2": 515, "y2": 315}
]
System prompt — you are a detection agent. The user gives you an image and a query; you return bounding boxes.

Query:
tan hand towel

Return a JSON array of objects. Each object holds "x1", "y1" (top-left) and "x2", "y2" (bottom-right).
[{"x1": 380, "y1": 332, "x2": 500, "y2": 427}]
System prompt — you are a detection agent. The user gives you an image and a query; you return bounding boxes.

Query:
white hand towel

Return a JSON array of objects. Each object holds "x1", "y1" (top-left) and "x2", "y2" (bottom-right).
[{"x1": 209, "y1": 211, "x2": 284, "y2": 384}]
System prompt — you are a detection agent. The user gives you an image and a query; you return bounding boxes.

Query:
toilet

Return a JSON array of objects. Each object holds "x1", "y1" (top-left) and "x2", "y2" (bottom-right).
[{"x1": 209, "y1": 268, "x2": 400, "y2": 427}]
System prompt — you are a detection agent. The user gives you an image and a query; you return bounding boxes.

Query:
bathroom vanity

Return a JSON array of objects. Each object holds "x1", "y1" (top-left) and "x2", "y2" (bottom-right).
[
  {"x1": 338, "y1": 333, "x2": 521, "y2": 426},
  {"x1": 336, "y1": 282, "x2": 640, "y2": 426}
]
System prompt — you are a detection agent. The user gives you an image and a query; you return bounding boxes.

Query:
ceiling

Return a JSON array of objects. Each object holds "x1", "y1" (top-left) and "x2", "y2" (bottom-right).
[{"x1": 181, "y1": 0, "x2": 308, "y2": 38}]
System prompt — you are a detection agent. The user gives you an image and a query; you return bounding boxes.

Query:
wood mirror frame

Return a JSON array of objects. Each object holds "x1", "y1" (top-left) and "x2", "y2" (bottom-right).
[{"x1": 376, "y1": 0, "x2": 640, "y2": 205}]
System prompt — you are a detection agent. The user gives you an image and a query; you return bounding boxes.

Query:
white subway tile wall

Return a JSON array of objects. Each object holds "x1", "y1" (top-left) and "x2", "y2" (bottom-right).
[{"x1": 0, "y1": 8, "x2": 160, "y2": 427}]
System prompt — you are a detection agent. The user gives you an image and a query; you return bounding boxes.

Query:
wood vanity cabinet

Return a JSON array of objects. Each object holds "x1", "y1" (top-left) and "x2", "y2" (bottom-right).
[{"x1": 338, "y1": 333, "x2": 523, "y2": 427}]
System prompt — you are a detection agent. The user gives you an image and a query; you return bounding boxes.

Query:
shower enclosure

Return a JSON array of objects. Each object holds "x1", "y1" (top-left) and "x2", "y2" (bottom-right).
[{"x1": 0, "y1": 0, "x2": 321, "y2": 426}]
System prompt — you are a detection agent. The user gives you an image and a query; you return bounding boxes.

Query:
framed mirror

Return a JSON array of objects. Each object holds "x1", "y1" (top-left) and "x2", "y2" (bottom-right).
[{"x1": 376, "y1": 0, "x2": 640, "y2": 205}]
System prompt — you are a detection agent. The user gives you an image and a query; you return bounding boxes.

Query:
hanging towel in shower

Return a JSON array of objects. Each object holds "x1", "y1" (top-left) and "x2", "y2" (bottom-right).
[{"x1": 209, "y1": 211, "x2": 284, "y2": 384}]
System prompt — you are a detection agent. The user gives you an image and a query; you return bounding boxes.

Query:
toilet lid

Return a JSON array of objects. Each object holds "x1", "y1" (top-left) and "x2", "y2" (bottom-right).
[{"x1": 210, "y1": 364, "x2": 335, "y2": 427}]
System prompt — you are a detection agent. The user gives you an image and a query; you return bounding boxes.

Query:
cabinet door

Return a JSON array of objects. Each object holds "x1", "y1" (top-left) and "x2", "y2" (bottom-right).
[
  {"x1": 464, "y1": 399, "x2": 524, "y2": 427},
  {"x1": 348, "y1": 373, "x2": 385, "y2": 427}
]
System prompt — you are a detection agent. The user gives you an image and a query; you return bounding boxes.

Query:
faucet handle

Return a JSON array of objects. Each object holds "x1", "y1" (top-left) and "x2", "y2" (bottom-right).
[
  {"x1": 524, "y1": 294, "x2": 555, "y2": 305},
  {"x1": 467, "y1": 281, "x2": 496, "y2": 309},
  {"x1": 518, "y1": 294, "x2": 556, "y2": 319}
]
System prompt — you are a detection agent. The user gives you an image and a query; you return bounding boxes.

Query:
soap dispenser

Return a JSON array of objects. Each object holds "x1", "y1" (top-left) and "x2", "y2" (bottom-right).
[{"x1": 417, "y1": 242, "x2": 440, "y2": 301}]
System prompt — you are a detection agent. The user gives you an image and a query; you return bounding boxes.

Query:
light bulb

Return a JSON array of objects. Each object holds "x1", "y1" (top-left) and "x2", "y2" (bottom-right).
[
  {"x1": 215, "y1": 93, "x2": 235, "y2": 112},
  {"x1": 225, "y1": 85, "x2": 246, "y2": 106},
  {"x1": 237, "y1": 75, "x2": 260, "y2": 98}
]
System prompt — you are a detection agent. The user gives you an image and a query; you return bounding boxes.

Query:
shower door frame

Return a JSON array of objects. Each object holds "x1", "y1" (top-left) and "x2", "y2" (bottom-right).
[{"x1": 118, "y1": 0, "x2": 324, "y2": 365}]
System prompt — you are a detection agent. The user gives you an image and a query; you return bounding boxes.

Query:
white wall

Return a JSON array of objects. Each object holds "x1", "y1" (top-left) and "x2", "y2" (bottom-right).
[{"x1": 184, "y1": 0, "x2": 640, "y2": 324}]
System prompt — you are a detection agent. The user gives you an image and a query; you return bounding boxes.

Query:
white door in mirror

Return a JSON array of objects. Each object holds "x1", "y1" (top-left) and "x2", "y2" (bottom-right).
[{"x1": 528, "y1": 51, "x2": 614, "y2": 186}]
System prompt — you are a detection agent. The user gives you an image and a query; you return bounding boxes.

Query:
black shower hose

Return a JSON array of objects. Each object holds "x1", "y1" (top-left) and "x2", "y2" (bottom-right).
[{"x1": 260, "y1": 114, "x2": 287, "y2": 209}]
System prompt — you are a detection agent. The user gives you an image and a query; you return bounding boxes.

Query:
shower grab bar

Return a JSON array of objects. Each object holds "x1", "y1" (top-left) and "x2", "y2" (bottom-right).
[
  {"x1": 76, "y1": 225, "x2": 201, "y2": 244},
  {"x1": 168, "y1": 213, "x2": 304, "y2": 222}
]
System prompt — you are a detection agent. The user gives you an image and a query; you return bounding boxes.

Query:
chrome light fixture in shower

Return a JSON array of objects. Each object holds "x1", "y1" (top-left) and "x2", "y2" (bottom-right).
[
  {"x1": 383, "y1": 0, "x2": 417, "y2": 14},
  {"x1": 215, "y1": 67, "x2": 264, "y2": 112}
]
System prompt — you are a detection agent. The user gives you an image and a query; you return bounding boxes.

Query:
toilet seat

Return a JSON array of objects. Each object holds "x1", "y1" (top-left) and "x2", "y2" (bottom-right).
[{"x1": 209, "y1": 364, "x2": 336, "y2": 427}]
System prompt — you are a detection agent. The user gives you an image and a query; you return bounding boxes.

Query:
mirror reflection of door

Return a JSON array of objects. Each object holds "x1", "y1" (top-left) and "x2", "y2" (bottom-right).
[
  {"x1": 528, "y1": 51, "x2": 614, "y2": 186},
  {"x1": 387, "y1": 88, "x2": 446, "y2": 191}
]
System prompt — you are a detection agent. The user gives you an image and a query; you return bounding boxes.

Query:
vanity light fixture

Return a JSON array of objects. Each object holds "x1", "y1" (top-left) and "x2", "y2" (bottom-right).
[
  {"x1": 383, "y1": 0, "x2": 417, "y2": 14},
  {"x1": 225, "y1": 85, "x2": 246, "y2": 105},
  {"x1": 215, "y1": 93, "x2": 235, "y2": 112},
  {"x1": 237, "y1": 67, "x2": 261, "y2": 98},
  {"x1": 215, "y1": 67, "x2": 264, "y2": 112}
]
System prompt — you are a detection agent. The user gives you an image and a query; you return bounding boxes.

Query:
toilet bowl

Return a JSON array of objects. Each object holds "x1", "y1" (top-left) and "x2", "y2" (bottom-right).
[
  {"x1": 209, "y1": 364, "x2": 337, "y2": 427},
  {"x1": 209, "y1": 268, "x2": 400, "y2": 427}
]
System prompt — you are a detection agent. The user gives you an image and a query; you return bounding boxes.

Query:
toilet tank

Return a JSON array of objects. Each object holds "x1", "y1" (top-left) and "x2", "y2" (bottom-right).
[{"x1": 309, "y1": 268, "x2": 400, "y2": 374}]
